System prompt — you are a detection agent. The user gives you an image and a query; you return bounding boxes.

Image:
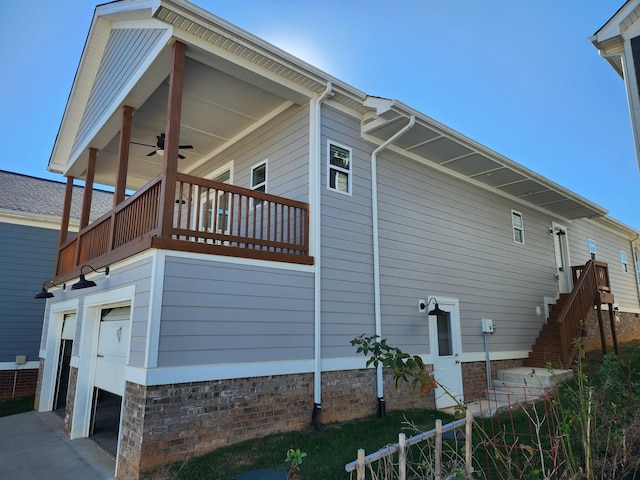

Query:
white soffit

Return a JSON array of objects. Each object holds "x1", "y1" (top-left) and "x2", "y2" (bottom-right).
[{"x1": 363, "y1": 108, "x2": 608, "y2": 220}]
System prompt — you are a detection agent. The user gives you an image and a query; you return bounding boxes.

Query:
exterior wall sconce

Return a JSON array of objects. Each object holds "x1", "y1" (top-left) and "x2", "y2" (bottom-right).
[
  {"x1": 71, "y1": 265, "x2": 110, "y2": 290},
  {"x1": 420, "y1": 297, "x2": 447, "y2": 315},
  {"x1": 34, "y1": 280, "x2": 58, "y2": 299}
]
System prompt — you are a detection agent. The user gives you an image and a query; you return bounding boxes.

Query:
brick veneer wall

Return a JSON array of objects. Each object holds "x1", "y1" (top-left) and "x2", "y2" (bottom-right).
[
  {"x1": 63, "y1": 367, "x2": 78, "y2": 436},
  {"x1": 583, "y1": 310, "x2": 640, "y2": 352},
  {"x1": 34, "y1": 358, "x2": 45, "y2": 410},
  {"x1": 462, "y1": 358, "x2": 524, "y2": 402},
  {"x1": 116, "y1": 369, "x2": 435, "y2": 478},
  {"x1": 0, "y1": 368, "x2": 38, "y2": 400}
]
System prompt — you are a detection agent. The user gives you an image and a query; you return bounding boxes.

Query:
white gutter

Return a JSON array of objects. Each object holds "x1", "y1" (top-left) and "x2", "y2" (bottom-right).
[
  {"x1": 310, "y1": 83, "x2": 333, "y2": 423},
  {"x1": 370, "y1": 115, "x2": 416, "y2": 404}
]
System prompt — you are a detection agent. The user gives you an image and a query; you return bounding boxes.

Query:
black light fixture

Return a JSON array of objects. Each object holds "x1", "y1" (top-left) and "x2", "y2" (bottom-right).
[
  {"x1": 34, "y1": 280, "x2": 58, "y2": 299},
  {"x1": 422, "y1": 297, "x2": 447, "y2": 316},
  {"x1": 71, "y1": 265, "x2": 110, "y2": 290}
]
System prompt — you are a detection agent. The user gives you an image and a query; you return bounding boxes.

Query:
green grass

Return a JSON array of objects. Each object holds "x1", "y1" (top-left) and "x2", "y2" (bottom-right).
[
  {"x1": 150, "y1": 409, "x2": 455, "y2": 480},
  {"x1": 0, "y1": 396, "x2": 34, "y2": 417}
]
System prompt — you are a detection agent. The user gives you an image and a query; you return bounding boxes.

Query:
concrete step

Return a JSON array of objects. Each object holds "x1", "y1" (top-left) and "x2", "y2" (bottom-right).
[
  {"x1": 456, "y1": 367, "x2": 573, "y2": 418},
  {"x1": 496, "y1": 367, "x2": 572, "y2": 388}
]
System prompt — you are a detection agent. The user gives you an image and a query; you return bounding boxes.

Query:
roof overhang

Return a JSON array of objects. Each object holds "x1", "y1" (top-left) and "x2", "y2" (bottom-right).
[
  {"x1": 590, "y1": 0, "x2": 639, "y2": 77},
  {"x1": 361, "y1": 98, "x2": 608, "y2": 220},
  {"x1": 51, "y1": 0, "x2": 612, "y2": 223}
]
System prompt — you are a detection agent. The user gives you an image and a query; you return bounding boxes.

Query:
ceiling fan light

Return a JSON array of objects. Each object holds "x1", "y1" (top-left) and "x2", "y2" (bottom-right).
[{"x1": 157, "y1": 149, "x2": 165, "y2": 156}]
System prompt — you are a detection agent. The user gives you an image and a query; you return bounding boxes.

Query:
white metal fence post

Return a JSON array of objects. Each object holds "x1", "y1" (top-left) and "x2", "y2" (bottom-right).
[{"x1": 435, "y1": 419, "x2": 442, "y2": 480}]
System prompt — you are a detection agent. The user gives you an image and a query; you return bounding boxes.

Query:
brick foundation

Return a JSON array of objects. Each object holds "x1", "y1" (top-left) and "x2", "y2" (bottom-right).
[
  {"x1": 116, "y1": 369, "x2": 435, "y2": 478},
  {"x1": 34, "y1": 358, "x2": 45, "y2": 410},
  {"x1": 583, "y1": 310, "x2": 640, "y2": 353},
  {"x1": 462, "y1": 358, "x2": 524, "y2": 402},
  {"x1": 63, "y1": 367, "x2": 78, "y2": 436},
  {"x1": 0, "y1": 368, "x2": 38, "y2": 401}
]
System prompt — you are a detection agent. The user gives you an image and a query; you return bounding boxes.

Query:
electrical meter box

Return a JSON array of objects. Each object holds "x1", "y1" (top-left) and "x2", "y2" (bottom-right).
[{"x1": 481, "y1": 318, "x2": 494, "y2": 333}]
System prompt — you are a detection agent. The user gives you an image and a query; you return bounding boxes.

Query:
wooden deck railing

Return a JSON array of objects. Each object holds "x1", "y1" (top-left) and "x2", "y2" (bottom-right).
[
  {"x1": 554, "y1": 260, "x2": 610, "y2": 367},
  {"x1": 55, "y1": 172, "x2": 311, "y2": 282}
]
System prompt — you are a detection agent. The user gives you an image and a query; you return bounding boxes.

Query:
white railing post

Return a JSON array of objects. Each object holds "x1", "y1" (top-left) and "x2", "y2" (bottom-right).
[
  {"x1": 465, "y1": 409, "x2": 473, "y2": 478},
  {"x1": 357, "y1": 448, "x2": 366, "y2": 480},
  {"x1": 398, "y1": 432, "x2": 406, "y2": 480},
  {"x1": 435, "y1": 419, "x2": 442, "y2": 480}
]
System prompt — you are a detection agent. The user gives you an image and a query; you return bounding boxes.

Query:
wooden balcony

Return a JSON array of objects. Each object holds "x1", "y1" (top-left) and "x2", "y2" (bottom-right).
[{"x1": 55, "y1": 172, "x2": 311, "y2": 282}]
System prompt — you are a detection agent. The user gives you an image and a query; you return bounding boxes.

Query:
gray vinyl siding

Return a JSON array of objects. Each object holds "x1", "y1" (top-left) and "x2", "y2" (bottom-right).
[
  {"x1": 191, "y1": 104, "x2": 310, "y2": 202},
  {"x1": 567, "y1": 219, "x2": 640, "y2": 311},
  {"x1": 73, "y1": 28, "x2": 166, "y2": 155},
  {"x1": 317, "y1": 106, "x2": 573, "y2": 359},
  {"x1": 0, "y1": 223, "x2": 58, "y2": 363},
  {"x1": 40, "y1": 256, "x2": 153, "y2": 367},
  {"x1": 158, "y1": 256, "x2": 314, "y2": 366},
  {"x1": 376, "y1": 151, "x2": 559, "y2": 355},
  {"x1": 319, "y1": 106, "x2": 376, "y2": 358}
]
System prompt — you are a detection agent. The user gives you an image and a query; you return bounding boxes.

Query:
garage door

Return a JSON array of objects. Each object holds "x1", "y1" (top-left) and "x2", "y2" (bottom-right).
[{"x1": 94, "y1": 307, "x2": 130, "y2": 396}]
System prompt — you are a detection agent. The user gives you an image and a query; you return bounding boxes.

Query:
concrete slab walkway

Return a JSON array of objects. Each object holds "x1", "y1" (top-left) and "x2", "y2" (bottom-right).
[{"x1": 0, "y1": 410, "x2": 117, "y2": 479}]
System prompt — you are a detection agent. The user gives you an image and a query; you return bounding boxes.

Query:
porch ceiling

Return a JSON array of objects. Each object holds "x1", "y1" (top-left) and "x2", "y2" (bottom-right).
[
  {"x1": 72, "y1": 53, "x2": 295, "y2": 190},
  {"x1": 364, "y1": 111, "x2": 608, "y2": 220}
]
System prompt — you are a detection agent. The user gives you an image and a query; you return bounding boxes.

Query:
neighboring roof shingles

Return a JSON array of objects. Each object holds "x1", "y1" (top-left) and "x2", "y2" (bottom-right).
[{"x1": 0, "y1": 170, "x2": 113, "y2": 222}]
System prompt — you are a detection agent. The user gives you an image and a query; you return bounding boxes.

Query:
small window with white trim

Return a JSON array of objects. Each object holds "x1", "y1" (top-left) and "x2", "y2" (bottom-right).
[
  {"x1": 588, "y1": 239, "x2": 597, "y2": 260},
  {"x1": 511, "y1": 210, "x2": 524, "y2": 244},
  {"x1": 327, "y1": 141, "x2": 352, "y2": 194},
  {"x1": 251, "y1": 160, "x2": 267, "y2": 207},
  {"x1": 621, "y1": 250, "x2": 629, "y2": 273}
]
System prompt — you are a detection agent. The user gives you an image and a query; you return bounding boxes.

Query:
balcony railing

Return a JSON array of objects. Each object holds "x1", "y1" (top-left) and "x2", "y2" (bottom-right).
[{"x1": 55, "y1": 172, "x2": 311, "y2": 282}]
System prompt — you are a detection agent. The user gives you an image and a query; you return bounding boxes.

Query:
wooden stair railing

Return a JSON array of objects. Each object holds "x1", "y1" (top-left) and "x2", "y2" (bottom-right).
[{"x1": 524, "y1": 260, "x2": 612, "y2": 369}]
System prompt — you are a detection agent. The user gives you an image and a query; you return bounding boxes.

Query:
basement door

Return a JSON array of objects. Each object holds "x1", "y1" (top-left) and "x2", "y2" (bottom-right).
[
  {"x1": 94, "y1": 307, "x2": 130, "y2": 396},
  {"x1": 428, "y1": 299, "x2": 464, "y2": 409},
  {"x1": 552, "y1": 223, "x2": 571, "y2": 294}
]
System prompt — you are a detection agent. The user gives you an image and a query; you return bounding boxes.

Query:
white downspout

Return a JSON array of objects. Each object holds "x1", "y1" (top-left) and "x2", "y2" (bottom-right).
[
  {"x1": 370, "y1": 115, "x2": 415, "y2": 415},
  {"x1": 310, "y1": 82, "x2": 332, "y2": 427}
]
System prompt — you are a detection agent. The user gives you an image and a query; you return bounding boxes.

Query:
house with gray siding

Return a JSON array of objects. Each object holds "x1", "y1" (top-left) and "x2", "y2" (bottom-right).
[
  {"x1": 0, "y1": 170, "x2": 111, "y2": 400},
  {"x1": 36, "y1": 1, "x2": 640, "y2": 478}
]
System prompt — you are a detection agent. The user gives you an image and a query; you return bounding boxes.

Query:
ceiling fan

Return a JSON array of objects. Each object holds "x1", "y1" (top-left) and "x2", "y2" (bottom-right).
[{"x1": 131, "y1": 133, "x2": 193, "y2": 159}]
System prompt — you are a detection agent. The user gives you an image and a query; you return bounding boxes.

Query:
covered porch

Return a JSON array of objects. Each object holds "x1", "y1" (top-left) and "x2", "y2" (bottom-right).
[{"x1": 51, "y1": 32, "x2": 317, "y2": 283}]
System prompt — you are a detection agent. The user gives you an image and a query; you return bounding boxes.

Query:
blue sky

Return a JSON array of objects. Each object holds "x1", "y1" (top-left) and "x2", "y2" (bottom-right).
[{"x1": 1, "y1": 1, "x2": 638, "y2": 230}]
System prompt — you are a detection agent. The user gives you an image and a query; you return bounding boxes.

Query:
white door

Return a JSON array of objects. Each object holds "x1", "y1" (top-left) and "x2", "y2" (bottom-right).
[
  {"x1": 552, "y1": 223, "x2": 571, "y2": 294},
  {"x1": 94, "y1": 307, "x2": 130, "y2": 396},
  {"x1": 428, "y1": 299, "x2": 463, "y2": 409},
  {"x1": 200, "y1": 169, "x2": 231, "y2": 242}
]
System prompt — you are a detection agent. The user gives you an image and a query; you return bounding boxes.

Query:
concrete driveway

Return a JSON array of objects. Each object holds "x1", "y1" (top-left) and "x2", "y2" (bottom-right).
[{"x1": 0, "y1": 410, "x2": 117, "y2": 479}]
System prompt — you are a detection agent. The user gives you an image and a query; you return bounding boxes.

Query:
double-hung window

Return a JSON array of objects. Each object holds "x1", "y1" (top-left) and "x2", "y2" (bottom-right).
[
  {"x1": 251, "y1": 160, "x2": 267, "y2": 208},
  {"x1": 511, "y1": 210, "x2": 524, "y2": 245},
  {"x1": 621, "y1": 250, "x2": 629, "y2": 273},
  {"x1": 327, "y1": 142, "x2": 352, "y2": 194}
]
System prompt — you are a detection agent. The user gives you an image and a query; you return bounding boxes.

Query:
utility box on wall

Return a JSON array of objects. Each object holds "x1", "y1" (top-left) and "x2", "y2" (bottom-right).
[{"x1": 481, "y1": 318, "x2": 494, "y2": 333}]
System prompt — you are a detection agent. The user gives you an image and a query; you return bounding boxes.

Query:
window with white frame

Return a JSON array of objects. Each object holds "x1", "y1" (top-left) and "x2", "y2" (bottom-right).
[
  {"x1": 588, "y1": 239, "x2": 597, "y2": 260},
  {"x1": 634, "y1": 247, "x2": 640, "y2": 284},
  {"x1": 327, "y1": 142, "x2": 352, "y2": 194},
  {"x1": 511, "y1": 210, "x2": 524, "y2": 244},
  {"x1": 251, "y1": 160, "x2": 267, "y2": 207},
  {"x1": 621, "y1": 250, "x2": 629, "y2": 273}
]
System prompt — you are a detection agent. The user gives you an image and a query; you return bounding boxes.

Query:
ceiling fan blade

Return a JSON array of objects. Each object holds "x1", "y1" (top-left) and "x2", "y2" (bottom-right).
[
  {"x1": 131, "y1": 141, "x2": 156, "y2": 148},
  {"x1": 179, "y1": 145, "x2": 193, "y2": 150},
  {"x1": 146, "y1": 151, "x2": 157, "y2": 157},
  {"x1": 178, "y1": 153, "x2": 186, "y2": 160}
]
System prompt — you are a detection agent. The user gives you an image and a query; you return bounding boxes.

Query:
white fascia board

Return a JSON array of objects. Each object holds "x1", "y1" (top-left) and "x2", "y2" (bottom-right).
[
  {"x1": 593, "y1": 1, "x2": 640, "y2": 41},
  {"x1": 127, "y1": 359, "x2": 314, "y2": 386},
  {"x1": 48, "y1": 16, "x2": 112, "y2": 174},
  {"x1": 64, "y1": 23, "x2": 173, "y2": 175}
]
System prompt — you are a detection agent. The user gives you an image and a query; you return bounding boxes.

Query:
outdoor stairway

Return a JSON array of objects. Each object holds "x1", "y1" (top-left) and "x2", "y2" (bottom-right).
[
  {"x1": 458, "y1": 367, "x2": 573, "y2": 418},
  {"x1": 524, "y1": 294, "x2": 569, "y2": 369}
]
